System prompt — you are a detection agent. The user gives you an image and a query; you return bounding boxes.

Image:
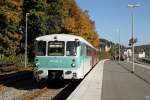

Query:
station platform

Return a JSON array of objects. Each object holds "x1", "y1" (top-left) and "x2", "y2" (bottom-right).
[
  {"x1": 67, "y1": 60, "x2": 106, "y2": 100},
  {"x1": 67, "y1": 60, "x2": 150, "y2": 100}
]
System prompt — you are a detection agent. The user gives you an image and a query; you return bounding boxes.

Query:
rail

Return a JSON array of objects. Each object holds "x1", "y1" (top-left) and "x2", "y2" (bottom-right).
[{"x1": 23, "y1": 87, "x2": 49, "y2": 100}]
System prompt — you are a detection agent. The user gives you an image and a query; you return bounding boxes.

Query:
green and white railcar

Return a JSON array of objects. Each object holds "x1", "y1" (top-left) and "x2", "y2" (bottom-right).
[{"x1": 34, "y1": 34, "x2": 97, "y2": 81}]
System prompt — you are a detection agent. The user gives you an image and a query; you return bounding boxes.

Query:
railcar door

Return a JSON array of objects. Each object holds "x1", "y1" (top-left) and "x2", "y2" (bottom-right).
[
  {"x1": 91, "y1": 49, "x2": 95, "y2": 67},
  {"x1": 80, "y1": 44, "x2": 86, "y2": 77}
]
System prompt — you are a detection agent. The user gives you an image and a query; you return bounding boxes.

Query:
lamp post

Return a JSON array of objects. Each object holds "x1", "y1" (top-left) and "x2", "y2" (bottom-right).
[
  {"x1": 25, "y1": 13, "x2": 29, "y2": 68},
  {"x1": 118, "y1": 29, "x2": 121, "y2": 64},
  {"x1": 128, "y1": 4, "x2": 140, "y2": 73}
]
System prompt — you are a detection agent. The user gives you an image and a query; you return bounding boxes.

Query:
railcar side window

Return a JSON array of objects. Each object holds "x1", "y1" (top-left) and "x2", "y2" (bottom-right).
[
  {"x1": 66, "y1": 41, "x2": 77, "y2": 56},
  {"x1": 48, "y1": 41, "x2": 65, "y2": 56},
  {"x1": 86, "y1": 46, "x2": 91, "y2": 56},
  {"x1": 36, "y1": 41, "x2": 46, "y2": 56}
]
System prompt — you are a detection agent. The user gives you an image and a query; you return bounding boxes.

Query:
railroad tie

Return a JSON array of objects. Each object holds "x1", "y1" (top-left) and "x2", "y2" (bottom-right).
[
  {"x1": 23, "y1": 87, "x2": 48, "y2": 100},
  {"x1": 0, "y1": 84, "x2": 4, "y2": 91}
]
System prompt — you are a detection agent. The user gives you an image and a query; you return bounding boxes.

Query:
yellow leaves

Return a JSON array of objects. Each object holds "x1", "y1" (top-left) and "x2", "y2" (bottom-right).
[
  {"x1": 8, "y1": 0, "x2": 23, "y2": 11},
  {"x1": 9, "y1": 0, "x2": 22, "y2": 6},
  {"x1": 31, "y1": 11, "x2": 45, "y2": 16},
  {"x1": 0, "y1": 0, "x2": 23, "y2": 56},
  {"x1": 6, "y1": 11, "x2": 21, "y2": 24},
  {"x1": 62, "y1": 17, "x2": 76, "y2": 32},
  {"x1": 6, "y1": 32, "x2": 22, "y2": 56},
  {"x1": 60, "y1": 7, "x2": 68, "y2": 17},
  {"x1": 7, "y1": 32, "x2": 22, "y2": 41},
  {"x1": 0, "y1": 4, "x2": 22, "y2": 24}
]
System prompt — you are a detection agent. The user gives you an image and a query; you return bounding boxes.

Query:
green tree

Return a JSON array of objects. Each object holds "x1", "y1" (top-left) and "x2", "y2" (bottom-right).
[
  {"x1": 0, "y1": 0, "x2": 100, "y2": 62},
  {"x1": 0, "y1": 0, "x2": 23, "y2": 56},
  {"x1": 23, "y1": 0, "x2": 49, "y2": 61}
]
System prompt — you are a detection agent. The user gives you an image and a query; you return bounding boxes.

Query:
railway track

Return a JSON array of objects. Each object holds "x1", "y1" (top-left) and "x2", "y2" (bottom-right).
[
  {"x1": 0, "y1": 72, "x2": 81, "y2": 100},
  {"x1": 0, "y1": 70, "x2": 33, "y2": 84},
  {"x1": 18, "y1": 80, "x2": 81, "y2": 100},
  {"x1": 0, "y1": 70, "x2": 33, "y2": 99},
  {"x1": 23, "y1": 87, "x2": 49, "y2": 100},
  {"x1": 0, "y1": 84, "x2": 5, "y2": 93}
]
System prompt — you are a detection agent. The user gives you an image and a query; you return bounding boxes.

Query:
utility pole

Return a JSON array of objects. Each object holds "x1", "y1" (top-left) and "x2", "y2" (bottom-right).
[
  {"x1": 118, "y1": 29, "x2": 120, "y2": 64},
  {"x1": 128, "y1": 4, "x2": 140, "y2": 73}
]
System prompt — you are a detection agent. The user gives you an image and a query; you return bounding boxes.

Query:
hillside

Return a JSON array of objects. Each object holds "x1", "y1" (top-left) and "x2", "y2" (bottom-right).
[
  {"x1": 135, "y1": 44, "x2": 150, "y2": 56},
  {"x1": 135, "y1": 44, "x2": 150, "y2": 50},
  {"x1": 100, "y1": 38, "x2": 115, "y2": 46}
]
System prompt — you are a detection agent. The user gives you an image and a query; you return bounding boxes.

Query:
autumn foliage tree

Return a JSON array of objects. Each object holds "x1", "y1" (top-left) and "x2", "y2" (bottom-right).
[
  {"x1": 0, "y1": 0, "x2": 23, "y2": 56},
  {"x1": 0, "y1": 0, "x2": 100, "y2": 61},
  {"x1": 60, "y1": 0, "x2": 100, "y2": 47}
]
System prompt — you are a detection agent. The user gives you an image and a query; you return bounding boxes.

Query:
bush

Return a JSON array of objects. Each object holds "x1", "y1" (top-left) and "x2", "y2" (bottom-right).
[{"x1": 0, "y1": 54, "x2": 25, "y2": 70}]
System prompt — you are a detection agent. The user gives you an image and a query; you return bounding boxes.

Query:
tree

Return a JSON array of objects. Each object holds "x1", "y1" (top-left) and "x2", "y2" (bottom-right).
[
  {"x1": 0, "y1": 0, "x2": 23, "y2": 56},
  {"x1": 0, "y1": 0, "x2": 100, "y2": 61}
]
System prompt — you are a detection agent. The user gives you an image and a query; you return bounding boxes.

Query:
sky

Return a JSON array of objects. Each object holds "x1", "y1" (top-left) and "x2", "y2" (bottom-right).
[{"x1": 76, "y1": 0, "x2": 150, "y2": 46}]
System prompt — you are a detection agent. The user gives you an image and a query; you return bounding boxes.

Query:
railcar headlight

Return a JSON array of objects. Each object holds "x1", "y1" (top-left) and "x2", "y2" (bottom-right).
[
  {"x1": 71, "y1": 63, "x2": 76, "y2": 67},
  {"x1": 36, "y1": 63, "x2": 40, "y2": 66}
]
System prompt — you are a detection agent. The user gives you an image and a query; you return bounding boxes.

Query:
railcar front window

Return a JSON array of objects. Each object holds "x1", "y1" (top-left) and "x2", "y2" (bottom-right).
[
  {"x1": 66, "y1": 41, "x2": 77, "y2": 56},
  {"x1": 36, "y1": 41, "x2": 46, "y2": 56},
  {"x1": 48, "y1": 41, "x2": 65, "y2": 56}
]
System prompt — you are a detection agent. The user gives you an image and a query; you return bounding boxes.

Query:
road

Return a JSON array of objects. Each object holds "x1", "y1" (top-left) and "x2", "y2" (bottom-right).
[{"x1": 102, "y1": 60, "x2": 150, "y2": 100}]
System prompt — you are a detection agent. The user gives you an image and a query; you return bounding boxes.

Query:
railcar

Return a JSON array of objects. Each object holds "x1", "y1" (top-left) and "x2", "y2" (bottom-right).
[{"x1": 34, "y1": 34, "x2": 99, "y2": 81}]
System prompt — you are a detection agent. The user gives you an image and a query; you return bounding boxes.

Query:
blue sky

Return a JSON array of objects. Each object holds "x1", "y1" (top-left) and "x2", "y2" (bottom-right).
[{"x1": 76, "y1": 0, "x2": 150, "y2": 46}]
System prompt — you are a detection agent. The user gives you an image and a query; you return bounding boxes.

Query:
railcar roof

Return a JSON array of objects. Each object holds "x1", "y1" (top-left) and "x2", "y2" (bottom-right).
[{"x1": 36, "y1": 34, "x2": 95, "y2": 49}]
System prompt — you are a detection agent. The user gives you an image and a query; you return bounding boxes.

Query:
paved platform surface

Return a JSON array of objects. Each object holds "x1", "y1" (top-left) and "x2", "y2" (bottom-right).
[
  {"x1": 67, "y1": 60, "x2": 150, "y2": 100},
  {"x1": 67, "y1": 60, "x2": 106, "y2": 100},
  {"x1": 102, "y1": 61, "x2": 150, "y2": 100},
  {"x1": 121, "y1": 61, "x2": 150, "y2": 84}
]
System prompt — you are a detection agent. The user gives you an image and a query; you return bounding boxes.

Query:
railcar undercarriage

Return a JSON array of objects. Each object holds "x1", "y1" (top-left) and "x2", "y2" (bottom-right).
[{"x1": 48, "y1": 70, "x2": 63, "y2": 80}]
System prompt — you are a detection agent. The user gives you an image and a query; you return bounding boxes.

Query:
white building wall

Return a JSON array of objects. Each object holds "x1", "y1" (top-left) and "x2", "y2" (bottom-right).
[{"x1": 138, "y1": 52, "x2": 145, "y2": 58}]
